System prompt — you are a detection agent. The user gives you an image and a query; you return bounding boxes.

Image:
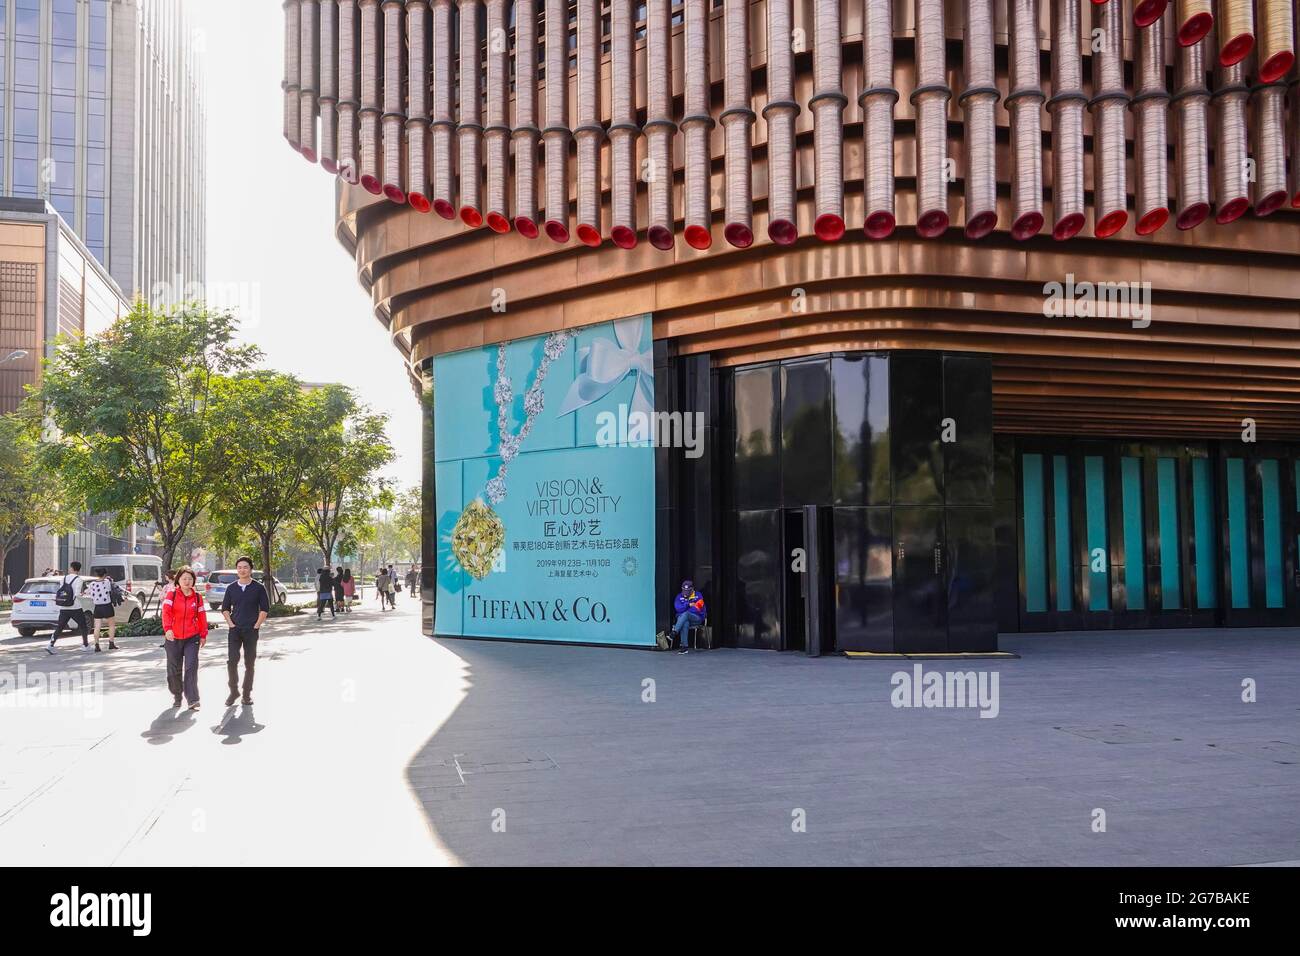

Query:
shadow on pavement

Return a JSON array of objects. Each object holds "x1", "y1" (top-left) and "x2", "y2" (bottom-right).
[
  {"x1": 213, "y1": 705, "x2": 264, "y2": 745},
  {"x1": 140, "y1": 705, "x2": 198, "y2": 745}
]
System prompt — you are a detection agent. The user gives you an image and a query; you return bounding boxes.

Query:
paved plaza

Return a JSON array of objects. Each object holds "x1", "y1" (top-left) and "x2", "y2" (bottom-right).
[{"x1": 1, "y1": 602, "x2": 1297, "y2": 866}]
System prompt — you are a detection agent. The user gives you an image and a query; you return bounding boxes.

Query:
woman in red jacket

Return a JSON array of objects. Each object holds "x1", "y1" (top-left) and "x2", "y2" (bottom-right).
[{"x1": 162, "y1": 567, "x2": 208, "y2": 711}]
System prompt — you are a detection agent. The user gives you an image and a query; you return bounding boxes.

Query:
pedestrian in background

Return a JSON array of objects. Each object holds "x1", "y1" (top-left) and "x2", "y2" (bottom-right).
[
  {"x1": 405, "y1": 566, "x2": 419, "y2": 599},
  {"x1": 86, "y1": 568, "x2": 119, "y2": 652},
  {"x1": 376, "y1": 566, "x2": 391, "y2": 611},
  {"x1": 340, "y1": 568, "x2": 355, "y2": 611},
  {"x1": 316, "y1": 566, "x2": 336, "y2": 619},
  {"x1": 332, "y1": 565, "x2": 345, "y2": 613},
  {"x1": 220, "y1": 556, "x2": 269, "y2": 707},
  {"x1": 47, "y1": 561, "x2": 89, "y2": 654},
  {"x1": 162, "y1": 567, "x2": 207, "y2": 711}
]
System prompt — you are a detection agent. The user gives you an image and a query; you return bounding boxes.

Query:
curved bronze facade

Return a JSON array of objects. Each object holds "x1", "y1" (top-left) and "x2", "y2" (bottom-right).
[{"x1": 295, "y1": 1, "x2": 1300, "y2": 440}]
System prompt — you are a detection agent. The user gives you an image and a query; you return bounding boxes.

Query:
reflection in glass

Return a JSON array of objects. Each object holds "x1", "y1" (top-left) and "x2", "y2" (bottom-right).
[
  {"x1": 890, "y1": 354, "x2": 943, "y2": 504},
  {"x1": 781, "y1": 359, "x2": 831, "y2": 506},
  {"x1": 832, "y1": 354, "x2": 890, "y2": 505},
  {"x1": 942, "y1": 357, "x2": 992, "y2": 503},
  {"x1": 833, "y1": 507, "x2": 893, "y2": 650},
  {"x1": 734, "y1": 509, "x2": 781, "y2": 650},
  {"x1": 733, "y1": 365, "x2": 779, "y2": 509}
]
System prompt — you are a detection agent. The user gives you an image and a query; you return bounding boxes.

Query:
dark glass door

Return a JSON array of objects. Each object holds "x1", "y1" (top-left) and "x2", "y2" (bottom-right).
[
  {"x1": 893, "y1": 506, "x2": 947, "y2": 652},
  {"x1": 782, "y1": 510, "x2": 807, "y2": 652}
]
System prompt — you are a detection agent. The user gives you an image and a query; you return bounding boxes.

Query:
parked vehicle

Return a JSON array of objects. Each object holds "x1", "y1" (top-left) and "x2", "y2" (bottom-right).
[
  {"x1": 9, "y1": 576, "x2": 142, "y2": 637},
  {"x1": 82, "y1": 554, "x2": 164, "y2": 608},
  {"x1": 204, "y1": 569, "x2": 287, "y2": 610}
]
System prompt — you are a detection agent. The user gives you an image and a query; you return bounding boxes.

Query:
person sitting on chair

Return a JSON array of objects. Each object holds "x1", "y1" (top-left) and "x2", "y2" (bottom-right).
[{"x1": 672, "y1": 579, "x2": 707, "y2": 654}]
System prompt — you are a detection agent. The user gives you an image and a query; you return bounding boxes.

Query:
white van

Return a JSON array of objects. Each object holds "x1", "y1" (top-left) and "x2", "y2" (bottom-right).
[{"x1": 83, "y1": 554, "x2": 165, "y2": 608}]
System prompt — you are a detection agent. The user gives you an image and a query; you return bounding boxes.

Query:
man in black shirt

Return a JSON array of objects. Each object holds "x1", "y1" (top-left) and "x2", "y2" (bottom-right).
[{"x1": 220, "y1": 557, "x2": 270, "y2": 707}]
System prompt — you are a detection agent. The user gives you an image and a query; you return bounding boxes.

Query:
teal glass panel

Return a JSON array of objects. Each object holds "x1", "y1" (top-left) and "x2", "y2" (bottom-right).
[
  {"x1": 1084, "y1": 455, "x2": 1109, "y2": 611},
  {"x1": 1226, "y1": 459, "x2": 1249, "y2": 609},
  {"x1": 1022, "y1": 454, "x2": 1048, "y2": 613},
  {"x1": 1157, "y1": 458, "x2": 1181, "y2": 609},
  {"x1": 1260, "y1": 459, "x2": 1283, "y2": 609},
  {"x1": 1121, "y1": 457, "x2": 1145, "y2": 611},
  {"x1": 1053, "y1": 455, "x2": 1073, "y2": 612},
  {"x1": 1192, "y1": 458, "x2": 1217, "y2": 609}
]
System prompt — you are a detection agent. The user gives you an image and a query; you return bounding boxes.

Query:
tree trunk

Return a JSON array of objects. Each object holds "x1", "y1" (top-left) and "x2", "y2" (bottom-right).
[{"x1": 261, "y1": 532, "x2": 275, "y2": 605}]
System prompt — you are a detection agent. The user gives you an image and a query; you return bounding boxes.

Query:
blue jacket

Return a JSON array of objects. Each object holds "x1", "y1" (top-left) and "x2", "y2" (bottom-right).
[{"x1": 674, "y1": 590, "x2": 707, "y2": 618}]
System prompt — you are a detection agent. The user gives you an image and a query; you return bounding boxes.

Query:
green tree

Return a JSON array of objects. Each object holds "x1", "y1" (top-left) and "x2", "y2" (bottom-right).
[
  {"x1": 208, "y1": 371, "x2": 327, "y2": 600},
  {"x1": 294, "y1": 385, "x2": 395, "y2": 567},
  {"x1": 30, "y1": 303, "x2": 259, "y2": 571},
  {"x1": 0, "y1": 413, "x2": 73, "y2": 580},
  {"x1": 374, "y1": 486, "x2": 422, "y2": 566}
]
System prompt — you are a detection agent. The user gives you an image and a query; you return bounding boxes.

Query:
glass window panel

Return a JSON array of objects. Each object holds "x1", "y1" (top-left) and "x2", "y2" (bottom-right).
[
  {"x1": 1156, "y1": 458, "x2": 1182, "y2": 609},
  {"x1": 1022, "y1": 453, "x2": 1048, "y2": 613},
  {"x1": 1084, "y1": 455, "x2": 1109, "y2": 611},
  {"x1": 942, "y1": 357, "x2": 992, "y2": 503},
  {"x1": 832, "y1": 507, "x2": 893, "y2": 651},
  {"x1": 733, "y1": 365, "x2": 779, "y2": 510},
  {"x1": 832, "y1": 354, "x2": 890, "y2": 506},
  {"x1": 780, "y1": 359, "x2": 831, "y2": 506},
  {"x1": 1192, "y1": 457, "x2": 1218, "y2": 609},
  {"x1": 1121, "y1": 457, "x2": 1145, "y2": 611},
  {"x1": 1259, "y1": 459, "x2": 1283, "y2": 609},
  {"x1": 733, "y1": 510, "x2": 781, "y2": 650},
  {"x1": 1226, "y1": 458, "x2": 1249, "y2": 609},
  {"x1": 1053, "y1": 455, "x2": 1073, "y2": 612},
  {"x1": 890, "y1": 354, "x2": 943, "y2": 505}
]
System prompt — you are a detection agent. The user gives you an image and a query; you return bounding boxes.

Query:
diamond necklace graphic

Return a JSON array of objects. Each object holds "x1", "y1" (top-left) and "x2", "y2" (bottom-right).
[{"x1": 450, "y1": 330, "x2": 572, "y2": 579}]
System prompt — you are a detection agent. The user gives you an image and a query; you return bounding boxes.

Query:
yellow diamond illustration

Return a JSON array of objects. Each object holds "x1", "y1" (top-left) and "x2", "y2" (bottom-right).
[{"x1": 451, "y1": 499, "x2": 505, "y2": 580}]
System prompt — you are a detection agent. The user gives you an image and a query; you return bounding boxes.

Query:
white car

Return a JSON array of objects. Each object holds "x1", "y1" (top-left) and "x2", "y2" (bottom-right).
[{"x1": 9, "y1": 577, "x2": 142, "y2": 638}]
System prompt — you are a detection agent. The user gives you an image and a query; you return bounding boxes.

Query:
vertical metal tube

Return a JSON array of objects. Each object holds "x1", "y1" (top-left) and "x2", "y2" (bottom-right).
[
  {"x1": 682, "y1": 0, "x2": 715, "y2": 249},
  {"x1": 575, "y1": 0, "x2": 605, "y2": 245},
  {"x1": 1132, "y1": 10, "x2": 1170, "y2": 234},
  {"x1": 860, "y1": 0, "x2": 896, "y2": 238},
  {"x1": 358, "y1": 0, "x2": 383, "y2": 194},
  {"x1": 338, "y1": 0, "x2": 360, "y2": 183},
  {"x1": 542, "y1": 0, "x2": 570, "y2": 241},
  {"x1": 512, "y1": 0, "x2": 541, "y2": 234},
  {"x1": 962, "y1": 0, "x2": 998, "y2": 239},
  {"x1": 319, "y1": 1, "x2": 339, "y2": 172},
  {"x1": 1175, "y1": 0, "x2": 1213, "y2": 46},
  {"x1": 458, "y1": 0, "x2": 483, "y2": 226},
  {"x1": 381, "y1": 0, "x2": 406, "y2": 202},
  {"x1": 1291, "y1": 77, "x2": 1300, "y2": 206},
  {"x1": 764, "y1": 0, "x2": 800, "y2": 243},
  {"x1": 1216, "y1": 0, "x2": 1255, "y2": 66},
  {"x1": 646, "y1": 0, "x2": 676, "y2": 249},
  {"x1": 301, "y1": 0, "x2": 321, "y2": 162},
  {"x1": 484, "y1": 0, "x2": 512, "y2": 230},
  {"x1": 1006, "y1": 0, "x2": 1043, "y2": 239},
  {"x1": 1250, "y1": 81, "x2": 1289, "y2": 214},
  {"x1": 1256, "y1": 0, "x2": 1295, "y2": 82},
  {"x1": 405, "y1": 2, "x2": 431, "y2": 211},
  {"x1": 1173, "y1": 35, "x2": 1212, "y2": 228},
  {"x1": 912, "y1": 0, "x2": 950, "y2": 237},
  {"x1": 609, "y1": 0, "x2": 639, "y2": 248},
  {"x1": 723, "y1": 0, "x2": 756, "y2": 246},
  {"x1": 1049, "y1": 0, "x2": 1087, "y2": 238},
  {"x1": 1212, "y1": 51, "x2": 1250, "y2": 221},
  {"x1": 810, "y1": 0, "x2": 846, "y2": 240},
  {"x1": 286, "y1": 1, "x2": 302, "y2": 151},
  {"x1": 1090, "y1": 0, "x2": 1128, "y2": 237}
]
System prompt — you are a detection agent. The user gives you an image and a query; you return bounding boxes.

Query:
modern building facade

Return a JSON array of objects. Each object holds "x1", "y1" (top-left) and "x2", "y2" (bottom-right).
[
  {"x1": 0, "y1": 0, "x2": 206, "y2": 300},
  {"x1": 0, "y1": 196, "x2": 134, "y2": 589},
  {"x1": 288, "y1": 0, "x2": 1300, "y2": 651}
]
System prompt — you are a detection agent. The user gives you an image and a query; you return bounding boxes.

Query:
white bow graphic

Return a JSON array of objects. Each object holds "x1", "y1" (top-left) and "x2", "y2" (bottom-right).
[{"x1": 557, "y1": 316, "x2": 653, "y2": 420}]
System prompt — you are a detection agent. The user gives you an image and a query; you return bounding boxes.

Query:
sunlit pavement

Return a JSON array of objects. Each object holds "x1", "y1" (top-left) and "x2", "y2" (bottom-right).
[
  {"x1": 3, "y1": 608, "x2": 1299, "y2": 866},
  {"x1": 0, "y1": 597, "x2": 463, "y2": 866}
]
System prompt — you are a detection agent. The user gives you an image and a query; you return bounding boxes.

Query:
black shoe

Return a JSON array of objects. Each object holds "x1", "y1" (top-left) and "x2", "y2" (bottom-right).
[
  {"x1": 189, "y1": 701, "x2": 200, "y2": 712},
  {"x1": 46, "y1": 645, "x2": 55, "y2": 655},
  {"x1": 94, "y1": 643, "x2": 101, "y2": 652},
  {"x1": 108, "y1": 641, "x2": 119, "y2": 650},
  {"x1": 225, "y1": 691, "x2": 239, "y2": 707},
  {"x1": 173, "y1": 694, "x2": 182, "y2": 708},
  {"x1": 677, "y1": 646, "x2": 689, "y2": 655},
  {"x1": 241, "y1": 696, "x2": 253, "y2": 706},
  {"x1": 82, "y1": 639, "x2": 89, "y2": 648}
]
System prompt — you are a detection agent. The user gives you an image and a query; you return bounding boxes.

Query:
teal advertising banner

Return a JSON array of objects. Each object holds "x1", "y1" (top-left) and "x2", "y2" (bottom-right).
[{"x1": 433, "y1": 316, "x2": 656, "y2": 645}]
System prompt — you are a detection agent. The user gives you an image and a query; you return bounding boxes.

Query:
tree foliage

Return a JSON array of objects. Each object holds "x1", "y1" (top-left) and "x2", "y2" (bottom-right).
[
  {"x1": 30, "y1": 303, "x2": 259, "y2": 570},
  {"x1": 0, "y1": 412, "x2": 73, "y2": 574}
]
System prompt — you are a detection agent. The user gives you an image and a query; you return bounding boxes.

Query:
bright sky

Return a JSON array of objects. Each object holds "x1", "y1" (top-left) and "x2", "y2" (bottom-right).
[{"x1": 190, "y1": 0, "x2": 422, "y2": 489}]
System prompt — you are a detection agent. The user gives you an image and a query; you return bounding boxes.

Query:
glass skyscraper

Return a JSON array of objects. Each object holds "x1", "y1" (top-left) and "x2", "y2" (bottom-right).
[{"x1": 0, "y1": 0, "x2": 205, "y2": 299}]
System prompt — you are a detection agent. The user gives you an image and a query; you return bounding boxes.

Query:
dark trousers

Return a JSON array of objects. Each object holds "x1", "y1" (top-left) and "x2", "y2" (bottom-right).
[
  {"x1": 316, "y1": 595, "x2": 335, "y2": 616},
  {"x1": 227, "y1": 626, "x2": 259, "y2": 696},
  {"x1": 165, "y1": 636, "x2": 201, "y2": 704},
  {"x1": 50, "y1": 608, "x2": 89, "y2": 644}
]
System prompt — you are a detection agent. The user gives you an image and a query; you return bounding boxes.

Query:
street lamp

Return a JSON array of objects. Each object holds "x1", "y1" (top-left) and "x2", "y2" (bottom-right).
[{"x1": 0, "y1": 349, "x2": 29, "y2": 366}]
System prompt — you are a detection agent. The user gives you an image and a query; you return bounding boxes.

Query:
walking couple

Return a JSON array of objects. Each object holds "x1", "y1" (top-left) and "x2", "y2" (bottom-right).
[{"x1": 163, "y1": 557, "x2": 269, "y2": 712}]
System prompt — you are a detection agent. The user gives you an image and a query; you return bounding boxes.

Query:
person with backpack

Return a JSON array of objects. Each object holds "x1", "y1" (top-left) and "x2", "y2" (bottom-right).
[
  {"x1": 46, "y1": 561, "x2": 89, "y2": 654},
  {"x1": 332, "y1": 565, "x2": 346, "y2": 613},
  {"x1": 375, "y1": 566, "x2": 391, "y2": 611},
  {"x1": 162, "y1": 567, "x2": 207, "y2": 710},
  {"x1": 85, "y1": 568, "x2": 120, "y2": 652}
]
